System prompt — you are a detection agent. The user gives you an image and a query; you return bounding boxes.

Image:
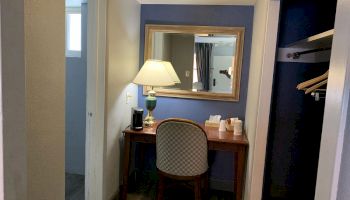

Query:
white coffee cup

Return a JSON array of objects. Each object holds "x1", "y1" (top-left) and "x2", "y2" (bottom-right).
[
  {"x1": 233, "y1": 120, "x2": 242, "y2": 136},
  {"x1": 219, "y1": 120, "x2": 226, "y2": 132}
]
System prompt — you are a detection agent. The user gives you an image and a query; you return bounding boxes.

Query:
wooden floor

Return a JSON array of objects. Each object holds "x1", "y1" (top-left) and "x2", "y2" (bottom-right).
[
  {"x1": 127, "y1": 171, "x2": 234, "y2": 200},
  {"x1": 66, "y1": 173, "x2": 84, "y2": 200},
  {"x1": 128, "y1": 188, "x2": 234, "y2": 200},
  {"x1": 64, "y1": 172, "x2": 232, "y2": 200}
]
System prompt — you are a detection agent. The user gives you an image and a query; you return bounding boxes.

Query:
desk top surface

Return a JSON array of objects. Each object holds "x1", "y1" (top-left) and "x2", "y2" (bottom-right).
[{"x1": 124, "y1": 121, "x2": 249, "y2": 145}]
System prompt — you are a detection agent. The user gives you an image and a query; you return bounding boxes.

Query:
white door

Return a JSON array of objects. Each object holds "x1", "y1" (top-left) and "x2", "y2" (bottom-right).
[
  {"x1": 85, "y1": 0, "x2": 106, "y2": 199},
  {"x1": 210, "y1": 56, "x2": 233, "y2": 93}
]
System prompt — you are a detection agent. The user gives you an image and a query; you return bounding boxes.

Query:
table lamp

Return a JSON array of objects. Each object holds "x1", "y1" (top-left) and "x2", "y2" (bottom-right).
[{"x1": 133, "y1": 60, "x2": 180, "y2": 126}]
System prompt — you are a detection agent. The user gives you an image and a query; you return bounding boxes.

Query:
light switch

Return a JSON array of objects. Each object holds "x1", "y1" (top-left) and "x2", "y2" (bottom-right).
[
  {"x1": 126, "y1": 92, "x2": 132, "y2": 105},
  {"x1": 185, "y1": 70, "x2": 191, "y2": 77}
]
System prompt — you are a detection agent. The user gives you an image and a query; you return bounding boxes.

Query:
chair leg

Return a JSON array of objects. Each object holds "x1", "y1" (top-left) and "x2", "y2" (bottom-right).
[
  {"x1": 157, "y1": 173, "x2": 165, "y2": 200},
  {"x1": 194, "y1": 176, "x2": 201, "y2": 200},
  {"x1": 203, "y1": 173, "x2": 209, "y2": 200}
]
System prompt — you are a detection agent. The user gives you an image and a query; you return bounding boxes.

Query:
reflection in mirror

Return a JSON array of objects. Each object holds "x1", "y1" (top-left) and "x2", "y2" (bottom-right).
[
  {"x1": 144, "y1": 25, "x2": 244, "y2": 101},
  {"x1": 152, "y1": 33, "x2": 236, "y2": 94}
]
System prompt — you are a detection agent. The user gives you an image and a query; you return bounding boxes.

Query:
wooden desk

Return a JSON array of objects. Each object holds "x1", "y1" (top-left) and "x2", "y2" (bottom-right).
[{"x1": 121, "y1": 122, "x2": 249, "y2": 200}]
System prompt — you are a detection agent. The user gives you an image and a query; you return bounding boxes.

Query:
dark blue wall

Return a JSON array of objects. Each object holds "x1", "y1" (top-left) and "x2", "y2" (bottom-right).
[
  {"x1": 138, "y1": 4, "x2": 253, "y2": 186},
  {"x1": 263, "y1": 0, "x2": 337, "y2": 199}
]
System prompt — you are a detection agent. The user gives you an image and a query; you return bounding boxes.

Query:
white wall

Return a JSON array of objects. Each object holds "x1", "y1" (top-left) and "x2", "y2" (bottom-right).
[
  {"x1": 1, "y1": 0, "x2": 27, "y2": 199},
  {"x1": 24, "y1": 0, "x2": 65, "y2": 199},
  {"x1": 170, "y1": 35, "x2": 194, "y2": 90},
  {"x1": 1, "y1": 0, "x2": 65, "y2": 199},
  {"x1": 337, "y1": 92, "x2": 350, "y2": 200},
  {"x1": 244, "y1": 0, "x2": 279, "y2": 199},
  {"x1": 104, "y1": 0, "x2": 140, "y2": 198}
]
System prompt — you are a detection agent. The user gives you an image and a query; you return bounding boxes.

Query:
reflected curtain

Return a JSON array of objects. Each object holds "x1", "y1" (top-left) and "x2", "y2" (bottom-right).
[{"x1": 195, "y1": 43, "x2": 213, "y2": 90}]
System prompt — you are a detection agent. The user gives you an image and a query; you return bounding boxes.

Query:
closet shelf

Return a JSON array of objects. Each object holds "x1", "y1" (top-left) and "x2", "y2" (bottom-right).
[
  {"x1": 286, "y1": 29, "x2": 334, "y2": 49},
  {"x1": 277, "y1": 29, "x2": 334, "y2": 63}
]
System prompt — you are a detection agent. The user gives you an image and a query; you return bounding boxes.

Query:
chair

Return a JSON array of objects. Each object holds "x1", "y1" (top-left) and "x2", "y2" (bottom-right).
[{"x1": 156, "y1": 118, "x2": 208, "y2": 200}]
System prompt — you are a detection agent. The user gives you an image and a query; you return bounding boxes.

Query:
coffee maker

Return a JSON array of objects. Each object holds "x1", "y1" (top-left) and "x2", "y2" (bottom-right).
[{"x1": 131, "y1": 107, "x2": 143, "y2": 130}]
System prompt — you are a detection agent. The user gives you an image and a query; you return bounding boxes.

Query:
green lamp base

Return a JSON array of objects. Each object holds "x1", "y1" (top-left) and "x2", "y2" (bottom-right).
[{"x1": 144, "y1": 90, "x2": 157, "y2": 127}]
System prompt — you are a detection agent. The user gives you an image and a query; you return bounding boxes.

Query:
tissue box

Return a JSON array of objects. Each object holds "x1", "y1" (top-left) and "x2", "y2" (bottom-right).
[{"x1": 205, "y1": 120, "x2": 220, "y2": 128}]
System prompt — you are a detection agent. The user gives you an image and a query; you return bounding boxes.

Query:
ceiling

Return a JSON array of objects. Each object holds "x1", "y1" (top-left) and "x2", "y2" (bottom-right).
[
  {"x1": 138, "y1": 0, "x2": 256, "y2": 5},
  {"x1": 66, "y1": 0, "x2": 87, "y2": 7},
  {"x1": 67, "y1": 0, "x2": 255, "y2": 6}
]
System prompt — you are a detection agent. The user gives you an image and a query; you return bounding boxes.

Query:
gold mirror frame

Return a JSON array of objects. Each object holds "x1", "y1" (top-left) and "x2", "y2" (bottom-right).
[{"x1": 144, "y1": 24, "x2": 245, "y2": 102}]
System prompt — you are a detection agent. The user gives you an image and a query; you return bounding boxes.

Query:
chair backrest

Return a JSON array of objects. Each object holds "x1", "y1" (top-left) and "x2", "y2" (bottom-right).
[{"x1": 156, "y1": 118, "x2": 208, "y2": 177}]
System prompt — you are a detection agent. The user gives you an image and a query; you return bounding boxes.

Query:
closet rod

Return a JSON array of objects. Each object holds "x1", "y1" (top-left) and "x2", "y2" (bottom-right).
[{"x1": 287, "y1": 47, "x2": 331, "y2": 59}]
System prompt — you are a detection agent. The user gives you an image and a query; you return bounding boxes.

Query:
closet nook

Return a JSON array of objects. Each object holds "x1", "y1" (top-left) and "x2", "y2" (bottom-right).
[{"x1": 263, "y1": 0, "x2": 337, "y2": 199}]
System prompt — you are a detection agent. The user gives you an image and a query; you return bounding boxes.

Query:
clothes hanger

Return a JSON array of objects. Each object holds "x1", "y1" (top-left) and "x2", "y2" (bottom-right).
[
  {"x1": 304, "y1": 79, "x2": 328, "y2": 94},
  {"x1": 297, "y1": 70, "x2": 328, "y2": 90}
]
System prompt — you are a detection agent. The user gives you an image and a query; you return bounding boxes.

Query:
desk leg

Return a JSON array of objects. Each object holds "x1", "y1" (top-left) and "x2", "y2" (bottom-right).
[
  {"x1": 121, "y1": 134, "x2": 131, "y2": 200},
  {"x1": 235, "y1": 147, "x2": 246, "y2": 200}
]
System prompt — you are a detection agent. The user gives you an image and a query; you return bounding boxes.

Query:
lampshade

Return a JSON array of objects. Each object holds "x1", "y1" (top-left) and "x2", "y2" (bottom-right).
[
  {"x1": 133, "y1": 60, "x2": 180, "y2": 86},
  {"x1": 163, "y1": 61, "x2": 181, "y2": 84}
]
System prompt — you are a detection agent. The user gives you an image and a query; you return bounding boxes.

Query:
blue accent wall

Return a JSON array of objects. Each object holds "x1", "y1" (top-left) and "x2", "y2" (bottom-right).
[
  {"x1": 138, "y1": 4, "x2": 253, "y2": 185},
  {"x1": 65, "y1": 3, "x2": 87, "y2": 175},
  {"x1": 263, "y1": 0, "x2": 337, "y2": 198},
  {"x1": 139, "y1": 4, "x2": 253, "y2": 123}
]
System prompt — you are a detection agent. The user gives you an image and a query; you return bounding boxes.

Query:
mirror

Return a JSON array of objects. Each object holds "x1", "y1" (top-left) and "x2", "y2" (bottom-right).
[{"x1": 144, "y1": 24, "x2": 245, "y2": 101}]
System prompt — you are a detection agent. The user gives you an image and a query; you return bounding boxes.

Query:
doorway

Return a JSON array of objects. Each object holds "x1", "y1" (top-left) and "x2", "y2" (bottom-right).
[
  {"x1": 262, "y1": 0, "x2": 337, "y2": 199},
  {"x1": 65, "y1": 0, "x2": 88, "y2": 199}
]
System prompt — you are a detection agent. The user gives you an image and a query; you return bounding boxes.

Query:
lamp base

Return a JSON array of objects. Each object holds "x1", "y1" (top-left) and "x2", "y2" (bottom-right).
[
  {"x1": 144, "y1": 90, "x2": 157, "y2": 127},
  {"x1": 144, "y1": 111, "x2": 155, "y2": 127}
]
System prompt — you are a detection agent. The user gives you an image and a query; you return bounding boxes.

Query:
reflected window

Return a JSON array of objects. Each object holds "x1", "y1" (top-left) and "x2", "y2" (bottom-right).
[{"x1": 66, "y1": 7, "x2": 81, "y2": 57}]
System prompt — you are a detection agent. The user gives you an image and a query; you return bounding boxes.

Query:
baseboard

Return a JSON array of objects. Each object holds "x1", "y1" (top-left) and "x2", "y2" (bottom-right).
[{"x1": 209, "y1": 178, "x2": 234, "y2": 192}]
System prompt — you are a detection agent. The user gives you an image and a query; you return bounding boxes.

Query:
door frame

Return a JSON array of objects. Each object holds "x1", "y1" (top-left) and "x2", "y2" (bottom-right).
[
  {"x1": 0, "y1": 2, "x2": 4, "y2": 198},
  {"x1": 315, "y1": 0, "x2": 350, "y2": 199},
  {"x1": 85, "y1": 0, "x2": 107, "y2": 199},
  {"x1": 82, "y1": 0, "x2": 350, "y2": 200},
  {"x1": 246, "y1": 1, "x2": 280, "y2": 200}
]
